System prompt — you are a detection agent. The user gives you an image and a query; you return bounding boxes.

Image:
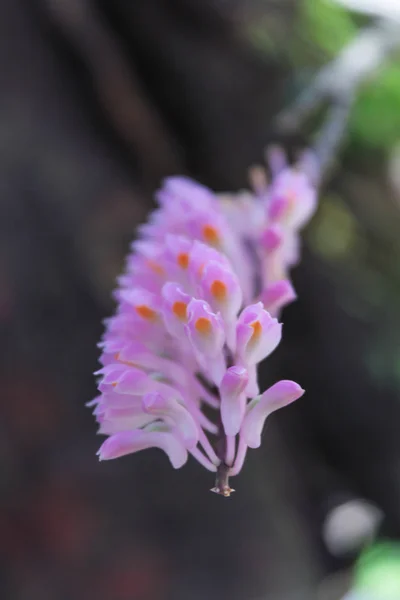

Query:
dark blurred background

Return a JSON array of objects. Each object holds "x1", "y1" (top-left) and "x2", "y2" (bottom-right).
[{"x1": 1, "y1": 1, "x2": 400, "y2": 599}]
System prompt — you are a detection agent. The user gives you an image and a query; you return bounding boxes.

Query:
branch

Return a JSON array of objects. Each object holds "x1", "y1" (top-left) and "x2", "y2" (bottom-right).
[
  {"x1": 277, "y1": 19, "x2": 400, "y2": 134},
  {"x1": 274, "y1": 16, "x2": 400, "y2": 179}
]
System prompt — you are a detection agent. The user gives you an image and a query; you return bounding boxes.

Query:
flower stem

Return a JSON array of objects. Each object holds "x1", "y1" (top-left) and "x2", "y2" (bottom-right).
[{"x1": 211, "y1": 462, "x2": 235, "y2": 497}]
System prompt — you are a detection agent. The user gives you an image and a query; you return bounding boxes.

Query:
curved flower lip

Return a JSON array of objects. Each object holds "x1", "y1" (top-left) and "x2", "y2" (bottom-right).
[
  {"x1": 97, "y1": 428, "x2": 188, "y2": 468},
  {"x1": 242, "y1": 380, "x2": 304, "y2": 448}
]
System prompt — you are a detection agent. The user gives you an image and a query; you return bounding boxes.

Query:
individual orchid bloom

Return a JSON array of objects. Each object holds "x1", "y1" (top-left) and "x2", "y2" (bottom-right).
[
  {"x1": 199, "y1": 260, "x2": 242, "y2": 349},
  {"x1": 236, "y1": 302, "x2": 282, "y2": 366},
  {"x1": 91, "y1": 152, "x2": 317, "y2": 496},
  {"x1": 185, "y1": 299, "x2": 226, "y2": 385}
]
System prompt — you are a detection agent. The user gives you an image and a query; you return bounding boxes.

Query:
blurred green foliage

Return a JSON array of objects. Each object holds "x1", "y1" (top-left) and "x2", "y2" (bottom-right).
[
  {"x1": 300, "y1": 0, "x2": 356, "y2": 56},
  {"x1": 249, "y1": 0, "x2": 400, "y2": 148},
  {"x1": 351, "y1": 63, "x2": 400, "y2": 148},
  {"x1": 354, "y1": 542, "x2": 400, "y2": 599},
  {"x1": 307, "y1": 194, "x2": 363, "y2": 261},
  {"x1": 301, "y1": 0, "x2": 400, "y2": 149}
]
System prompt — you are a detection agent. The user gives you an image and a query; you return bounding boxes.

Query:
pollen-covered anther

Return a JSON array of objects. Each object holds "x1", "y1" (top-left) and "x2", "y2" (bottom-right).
[
  {"x1": 210, "y1": 279, "x2": 227, "y2": 301},
  {"x1": 195, "y1": 317, "x2": 212, "y2": 335},
  {"x1": 135, "y1": 304, "x2": 157, "y2": 320},
  {"x1": 177, "y1": 252, "x2": 189, "y2": 269},
  {"x1": 172, "y1": 301, "x2": 187, "y2": 321},
  {"x1": 202, "y1": 224, "x2": 221, "y2": 246}
]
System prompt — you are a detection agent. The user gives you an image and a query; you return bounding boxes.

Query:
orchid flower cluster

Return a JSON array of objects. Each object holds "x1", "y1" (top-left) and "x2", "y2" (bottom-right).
[{"x1": 90, "y1": 151, "x2": 318, "y2": 496}]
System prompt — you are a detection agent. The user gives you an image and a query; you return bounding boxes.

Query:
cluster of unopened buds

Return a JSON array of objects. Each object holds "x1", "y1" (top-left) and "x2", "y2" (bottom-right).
[{"x1": 89, "y1": 149, "x2": 318, "y2": 496}]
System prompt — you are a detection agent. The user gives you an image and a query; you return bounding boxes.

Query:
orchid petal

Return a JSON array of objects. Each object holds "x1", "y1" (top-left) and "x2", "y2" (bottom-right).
[
  {"x1": 242, "y1": 381, "x2": 304, "y2": 448},
  {"x1": 98, "y1": 429, "x2": 188, "y2": 468},
  {"x1": 220, "y1": 366, "x2": 249, "y2": 436}
]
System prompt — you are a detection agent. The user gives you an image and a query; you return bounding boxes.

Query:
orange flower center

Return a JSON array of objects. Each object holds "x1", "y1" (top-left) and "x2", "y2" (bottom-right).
[
  {"x1": 250, "y1": 320, "x2": 262, "y2": 342},
  {"x1": 135, "y1": 305, "x2": 157, "y2": 320},
  {"x1": 202, "y1": 224, "x2": 220, "y2": 246},
  {"x1": 177, "y1": 252, "x2": 189, "y2": 269},
  {"x1": 172, "y1": 301, "x2": 187, "y2": 321},
  {"x1": 210, "y1": 280, "x2": 227, "y2": 301},
  {"x1": 195, "y1": 317, "x2": 212, "y2": 335}
]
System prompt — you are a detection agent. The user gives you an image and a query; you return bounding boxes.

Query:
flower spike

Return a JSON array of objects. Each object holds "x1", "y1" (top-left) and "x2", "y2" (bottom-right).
[{"x1": 91, "y1": 153, "x2": 316, "y2": 494}]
